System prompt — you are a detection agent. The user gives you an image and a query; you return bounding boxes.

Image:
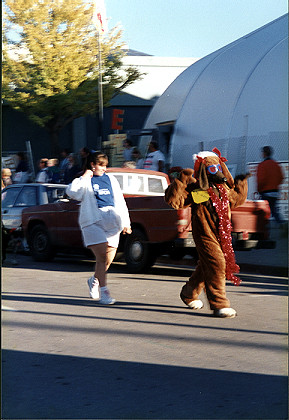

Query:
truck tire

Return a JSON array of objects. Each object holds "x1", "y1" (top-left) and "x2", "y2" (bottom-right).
[
  {"x1": 29, "y1": 225, "x2": 55, "y2": 262},
  {"x1": 124, "y1": 228, "x2": 157, "y2": 273}
]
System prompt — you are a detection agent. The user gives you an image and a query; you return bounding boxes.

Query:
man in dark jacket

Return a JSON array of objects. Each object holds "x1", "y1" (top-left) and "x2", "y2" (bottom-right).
[{"x1": 257, "y1": 146, "x2": 284, "y2": 224}]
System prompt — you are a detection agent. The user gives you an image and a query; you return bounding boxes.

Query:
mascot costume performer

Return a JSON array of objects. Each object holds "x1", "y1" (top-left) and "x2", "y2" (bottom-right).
[{"x1": 165, "y1": 148, "x2": 250, "y2": 318}]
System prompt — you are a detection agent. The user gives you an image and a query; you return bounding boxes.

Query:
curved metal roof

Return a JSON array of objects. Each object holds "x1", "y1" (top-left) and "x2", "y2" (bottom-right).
[{"x1": 144, "y1": 14, "x2": 288, "y2": 171}]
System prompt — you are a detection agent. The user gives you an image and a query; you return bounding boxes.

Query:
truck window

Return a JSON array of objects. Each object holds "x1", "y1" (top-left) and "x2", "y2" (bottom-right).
[
  {"x1": 127, "y1": 175, "x2": 144, "y2": 193},
  {"x1": 113, "y1": 175, "x2": 123, "y2": 190},
  {"x1": 46, "y1": 187, "x2": 67, "y2": 203},
  {"x1": 148, "y1": 177, "x2": 164, "y2": 194}
]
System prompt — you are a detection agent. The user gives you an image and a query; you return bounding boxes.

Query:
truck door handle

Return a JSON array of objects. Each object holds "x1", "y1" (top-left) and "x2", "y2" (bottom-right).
[{"x1": 3, "y1": 210, "x2": 8, "y2": 214}]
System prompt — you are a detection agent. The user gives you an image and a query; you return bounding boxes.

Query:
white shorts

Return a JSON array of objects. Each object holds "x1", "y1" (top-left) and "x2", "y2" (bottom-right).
[{"x1": 82, "y1": 207, "x2": 122, "y2": 249}]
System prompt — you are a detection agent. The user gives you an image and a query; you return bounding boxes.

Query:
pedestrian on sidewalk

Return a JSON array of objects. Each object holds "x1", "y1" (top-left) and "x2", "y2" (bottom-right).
[
  {"x1": 257, "y1": 146, "x2": 284, "y2": 225},
  {"x1": 123, "y1": 139, "x2": 134, "y2": 163},
  {"x1": 143, "y1": 141, "x2": 165, "y2": 172},
  {"x1": 35, "y1": 158, "x2": 50, "y2": 183},
  {"x1": 132, "y1": 148, "x2": 144, "y2": 169},
  {"x1": 66, "y1": 151, "x2": 131, "y2": 304},
  {"x1": 2, "y1": 168, "x2": 12, "y2": 189},
  {"x1": 63, "y1": 153, "x2": 80, "y2": 184}
]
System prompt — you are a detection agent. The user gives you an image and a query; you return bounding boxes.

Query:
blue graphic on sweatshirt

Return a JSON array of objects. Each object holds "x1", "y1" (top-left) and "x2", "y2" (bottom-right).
[{"x1": 91, "y1": 173, "x2": 114, "y2": 207}]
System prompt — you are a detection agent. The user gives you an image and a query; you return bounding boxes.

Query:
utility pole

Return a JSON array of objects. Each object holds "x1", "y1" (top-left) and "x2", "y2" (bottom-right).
[
  {"x1": 97, "y1": 30, "x2": 104, "y2": 150},
  {"x1": 93, "y1": 2, "x2": 106, "y2": 150}
]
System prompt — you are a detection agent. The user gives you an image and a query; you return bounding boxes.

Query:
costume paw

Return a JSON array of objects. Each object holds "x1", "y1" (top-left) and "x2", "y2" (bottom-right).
[
  {"x1": 234, "y1": 173, "x2": 251, "y2": 183},
  {"x1": 179, "y1": 168, "x2": 196, "y2": 185},
  {"x1": 180, "y1": 292, "x2": 204, "y2": 309},
  {"x1": 187, "y1": 299, "x2": 204, "y2": 309},
  {"x1": 214, "y1": 308, "x2": 237, "y2": 318}
]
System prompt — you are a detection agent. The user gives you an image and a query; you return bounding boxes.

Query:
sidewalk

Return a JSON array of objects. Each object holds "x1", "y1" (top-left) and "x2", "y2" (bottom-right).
[
  {"x1": 235, "y1": 222, "x2": 288, "y2": 277},
  {"x1": 158, "y1": 222, "x2": 288, "y2": 277}
]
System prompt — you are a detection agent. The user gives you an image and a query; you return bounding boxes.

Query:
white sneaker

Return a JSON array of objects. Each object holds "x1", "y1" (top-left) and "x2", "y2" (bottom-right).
[
  {"x1": 87, "y1": 276, "x2": 99, "y2": 299},
  {"x1": 99, "y1": 287, "x2": 116, "y2": 305},
  {"x1": 187, "y1": 299, "x2": 204, "y2": 310},
  {"x1": 214, "y1": 308, "x2": 237, "y2": 318}
]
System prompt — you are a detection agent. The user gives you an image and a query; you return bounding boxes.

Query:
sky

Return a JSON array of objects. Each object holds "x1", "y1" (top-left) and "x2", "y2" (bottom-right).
[{"x1": 105, "y1": 0, "x2": 288, "y2": 58}]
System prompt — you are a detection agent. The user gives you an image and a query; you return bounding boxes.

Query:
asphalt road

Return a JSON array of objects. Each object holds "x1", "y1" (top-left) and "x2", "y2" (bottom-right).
[{"x1": 2, "y1": 253, "x2": 288, "y2": 420}]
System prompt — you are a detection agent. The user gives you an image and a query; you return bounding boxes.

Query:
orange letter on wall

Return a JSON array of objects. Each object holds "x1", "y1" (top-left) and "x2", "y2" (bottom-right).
[{"x1": 111, "y1": 109, "x2": 125, "y2": 130}]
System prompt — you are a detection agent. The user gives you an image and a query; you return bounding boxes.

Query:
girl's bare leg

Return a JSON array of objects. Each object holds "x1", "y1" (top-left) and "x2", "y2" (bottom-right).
[
  {"x1": 88, "y1": 242, "x2": 107, "y2": 288},
  {"x1": 106, "y1": 246, "x2": 117, "y2": 272}
]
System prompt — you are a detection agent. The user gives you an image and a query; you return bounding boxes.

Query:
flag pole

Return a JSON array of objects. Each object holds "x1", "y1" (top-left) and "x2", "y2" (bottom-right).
[{"x1": 97, "y1": 29, "x2": 104, "y2": 149}]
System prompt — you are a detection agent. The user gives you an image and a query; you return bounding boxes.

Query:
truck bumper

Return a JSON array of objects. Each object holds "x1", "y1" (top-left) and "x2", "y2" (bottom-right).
[
  {"x1": 233, "y1": 239, "x2": 276, "y2": 250},
  {"x1": 175, "y1": 235, "x2": 276, "y2": 251},
  {"x1": 174, "y1": 237, "x2": 196, "y2": 248}
]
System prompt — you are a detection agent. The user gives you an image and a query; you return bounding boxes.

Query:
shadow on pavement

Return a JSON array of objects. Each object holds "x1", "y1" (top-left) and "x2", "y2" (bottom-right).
[
  {"x1": 3, "y1": 250, "x2": 288, "y2": 278},
  {"x1": 2, "y1": 349, "x2": 287, "y2": 419}
]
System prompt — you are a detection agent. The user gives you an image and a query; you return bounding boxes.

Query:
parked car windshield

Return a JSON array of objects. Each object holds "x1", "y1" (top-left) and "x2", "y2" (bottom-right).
[
  {"x1": 2, "y1": 187, "x2": 22, "y2": 207},
  {"x1": 14, "y1": 186, "x2": 37, "y2": 207}
]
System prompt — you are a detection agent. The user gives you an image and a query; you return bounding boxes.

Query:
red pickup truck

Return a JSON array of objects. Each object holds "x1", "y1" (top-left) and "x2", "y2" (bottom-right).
[{"x1": 22, "y1": 168, "x2": 273, "y2": 273}]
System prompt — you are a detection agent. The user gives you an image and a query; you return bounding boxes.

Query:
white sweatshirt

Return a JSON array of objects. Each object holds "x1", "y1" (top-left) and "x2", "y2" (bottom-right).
[{"x1": 66, "y1": 174, "x2": 131, "y2": 230}]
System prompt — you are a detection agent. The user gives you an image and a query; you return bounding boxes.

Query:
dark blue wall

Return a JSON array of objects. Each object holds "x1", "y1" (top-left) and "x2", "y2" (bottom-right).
[{"x1": 2, "y1": 102, "x2": 152, "y2": 165}]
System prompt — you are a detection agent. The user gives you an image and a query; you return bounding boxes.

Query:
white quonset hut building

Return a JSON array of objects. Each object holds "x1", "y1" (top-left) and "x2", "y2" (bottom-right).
[{"x1": 142, "y1": 14, "x2": 288, "y2": 176}]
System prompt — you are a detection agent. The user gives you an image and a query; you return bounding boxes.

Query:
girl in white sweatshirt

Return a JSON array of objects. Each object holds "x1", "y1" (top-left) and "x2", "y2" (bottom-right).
[{"x1": 66, "y1": 152, "x2": 131, "y2": 304}]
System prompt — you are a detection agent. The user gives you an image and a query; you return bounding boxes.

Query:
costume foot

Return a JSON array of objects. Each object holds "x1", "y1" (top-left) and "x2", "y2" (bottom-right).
[
  {"x1": 214, "y1": 308, "x2": 237, "y2": 318},
  {"x1": 187, "y1": 299, "x2": 204, "y2": 309},
  {"x1": 180, "y1": 292, "x2": 203, "y2": 309}
]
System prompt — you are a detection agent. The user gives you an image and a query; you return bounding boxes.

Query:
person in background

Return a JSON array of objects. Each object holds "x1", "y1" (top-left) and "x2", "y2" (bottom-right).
[
  {"x1": 143, "y1": 141, "x2": 165, "y2": 172},
  {"x1": 122, "y1": 161, "x2": 136, "y2": 169},
  {"x1": 13, "y1": 152, "x2": 30, "y2": 183},
  {"x1": 59, "y1": 149, "x2": 70, "y2": 183},
  {"x1": 64, "y1": 153, "x2": 80, "y2": 184},
  {"x1": 35, "y1": 158, "x2": 50, "y2": 183},
  {"x1": 257, "y1": 146, "x2": 284, "y2": 225},
  {"x1": 66, "y1": 151, "x2": 131, "y2": 305},
  {"x1": 132, "y1": 148, "x2": 144, "y2": 169},
  {"x1": 47, "y1": 158, "x2": 60, "y2": 184},
  {"x1": 79, "y1": 147, "x2": 91, "y2": 171},
  {"x1": 2, "y1": 168, "x2": 12, "y2": 189},
  {"x1": 123, "y1": 140, "x2": 133, "y2": 163},
  {"x1": 15, "y1": 152, "x2": 28, "y2": 173},
  {"x1": 1, "y1": 169, "x2": 12, "y2": 262}
]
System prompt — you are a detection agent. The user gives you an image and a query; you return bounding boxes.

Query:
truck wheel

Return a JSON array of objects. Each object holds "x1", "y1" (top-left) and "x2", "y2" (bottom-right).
[
  {"x1": 124, "y1": 228, "x2": 157, "y2": 273},
  {"x1": 29, "y1": 225, "x2": 55, "y2": 262}
]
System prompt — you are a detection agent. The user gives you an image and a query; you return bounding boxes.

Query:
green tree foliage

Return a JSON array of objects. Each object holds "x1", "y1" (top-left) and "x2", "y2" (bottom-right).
[{"x1": 2, "y1": 0, "x2": 143, "y2": 154}]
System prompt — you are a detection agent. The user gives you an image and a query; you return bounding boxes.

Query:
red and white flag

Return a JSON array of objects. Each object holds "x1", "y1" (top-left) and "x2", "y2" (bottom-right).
[{"x1": 92, "y1": 0, "x2": 107, "y2": 34}]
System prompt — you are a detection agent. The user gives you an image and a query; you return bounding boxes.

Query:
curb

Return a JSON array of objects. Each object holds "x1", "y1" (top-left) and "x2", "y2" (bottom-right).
[
  {"x1": 238, "y1": 263, "x2": 288, "y2": 278},
  {"x1": 156, "y1": 257, "x2": 288, "y2": 278}
]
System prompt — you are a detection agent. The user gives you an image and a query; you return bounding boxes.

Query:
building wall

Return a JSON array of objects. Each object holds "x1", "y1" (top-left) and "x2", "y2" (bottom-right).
[
  {"x1": 143, "y1": 14, "x2": 288, "y2": 172},
  {"x1": 121, "y1": 56, "x2": 199, "y2": 100},
  {"x1": 2, "y1": 55, "x2": 198, "y2": 164}
]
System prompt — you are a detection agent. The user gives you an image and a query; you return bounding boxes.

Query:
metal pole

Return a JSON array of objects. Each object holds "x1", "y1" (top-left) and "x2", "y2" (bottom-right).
[
  {"x1": 241, "y1": 114, "x2": 249, "y2": 173},
  {"x1": 98, "y1": 31, "x2": 104, "y2": 150},
  {"x1": 26, "y1": 140, "x2": 35, "y2": 181}
]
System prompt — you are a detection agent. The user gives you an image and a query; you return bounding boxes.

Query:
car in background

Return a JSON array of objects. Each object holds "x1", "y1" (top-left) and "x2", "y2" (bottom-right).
[
  {"x1": 21, "y1": 169, "x2": 173, "y2": 271},
  {"x1": 1, "y1": 183, "x2": 67, "y2": 229},
  {"x1": 21, "y1": 168, "x2": 274, "y2": 273}
]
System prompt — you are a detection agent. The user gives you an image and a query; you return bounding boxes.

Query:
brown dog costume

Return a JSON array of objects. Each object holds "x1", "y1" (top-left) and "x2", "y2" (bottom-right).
[{"x1": 165, "y1": 148, "x2": 249, "y2": 317}]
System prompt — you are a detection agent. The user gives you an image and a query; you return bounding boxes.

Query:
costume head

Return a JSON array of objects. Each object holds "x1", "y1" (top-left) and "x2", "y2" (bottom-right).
[{"x1": 193, "y1": 148, "x2": 234, "y2": 190}]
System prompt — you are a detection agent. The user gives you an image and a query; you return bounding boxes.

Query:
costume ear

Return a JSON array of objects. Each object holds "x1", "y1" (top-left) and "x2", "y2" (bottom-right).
[
  {"x1": 198, "y1": 162, "x2": 209, "y2": 190},
  {"x1": 220, "y1": 161, "x2": 234, "y2": 188}
]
